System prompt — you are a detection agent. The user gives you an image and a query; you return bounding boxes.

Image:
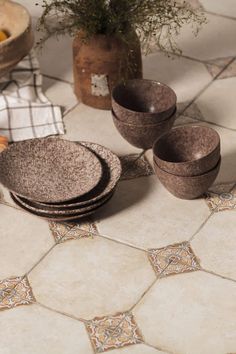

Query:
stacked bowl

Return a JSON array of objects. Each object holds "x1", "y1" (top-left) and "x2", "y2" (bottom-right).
[
  {"x1": 153, "y1": 125, "x2": 221, "y2": 199},
  {"x1": 112, "y1": 79, "x2": 177, "y2": 149},
  {"x1": 0, "y1": 138, "x2": 121, "y2": 221}
]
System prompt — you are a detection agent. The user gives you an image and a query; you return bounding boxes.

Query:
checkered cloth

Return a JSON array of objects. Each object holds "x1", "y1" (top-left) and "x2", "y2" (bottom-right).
[{"x1": 0, "y1": 50, "x2": 65, "y2": 142}]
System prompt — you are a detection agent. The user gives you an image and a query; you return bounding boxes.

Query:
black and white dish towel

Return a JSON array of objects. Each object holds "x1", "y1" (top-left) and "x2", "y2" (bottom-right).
[{"x1": 0, "y1": 50, "x2": 65, "y2": 142}]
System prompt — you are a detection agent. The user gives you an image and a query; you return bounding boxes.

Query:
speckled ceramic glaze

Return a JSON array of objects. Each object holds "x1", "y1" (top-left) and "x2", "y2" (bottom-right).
[
  {"x1": 112, "y1": 109, "x2": 176, "y2": 149},
  {"x1": 0, "y1": 138, "x2": 102, "y2": 203},
  {"x1": 153, "y1": 158, "x2": 221, "y2": 199},
  {"x1": 0, "y1": 0, "x2": 34, "y2": 77},
  {"x1": 112, "y1": 79, "x2": 176, "y2": 124},
  {"x1": 28, "y1": 141, "x2": 122, "y2": 208},
  {"x1": 11, "y1": 192, "x2": 113, "y2": 222},
  {"x1": 153, "y1": 125, "x2": 221, "y2": 176},
  {"x1": 12, "y1": 190, "x2": 114, "y2": 216}
]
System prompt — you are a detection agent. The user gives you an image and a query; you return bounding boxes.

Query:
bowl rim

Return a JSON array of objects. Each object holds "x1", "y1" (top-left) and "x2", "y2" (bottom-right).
[
  {"x1": 153, "y1": 156, "x2": 221, "y2": 180},
  {"x1": 112, "y1": 108, "x2": 177, "y2": 127},
  {"x1": 153, "y1": 125, "x2": 221, "y2": 165},
  {"x1": 112, "y1": 79, "x2": 177, "y2": 116},
  {"x1": 0, "y1": 0, "x2": 31, "y2": 47}
]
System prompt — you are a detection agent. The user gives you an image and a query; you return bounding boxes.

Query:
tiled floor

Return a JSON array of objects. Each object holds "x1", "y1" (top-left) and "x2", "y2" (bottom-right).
[{"x1": 1, "y1": 1, "x2": 236, "y2": 353}]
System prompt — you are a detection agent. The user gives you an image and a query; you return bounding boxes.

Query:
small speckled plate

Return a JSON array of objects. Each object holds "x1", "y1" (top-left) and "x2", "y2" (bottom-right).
[
  {"x1": 27, "y1": 142, "x2": 122, "y2": 209},
  {"x1": 11, "y1": 191, "x2": 114, "y2": 222},
  {"x1": 0, "y1": 138, "x2": 102, "y2": 203}
]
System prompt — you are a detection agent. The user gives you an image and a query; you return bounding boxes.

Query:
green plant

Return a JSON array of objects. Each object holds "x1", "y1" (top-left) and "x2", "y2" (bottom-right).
[{"x1": 37, "y1": 0, "x2": 206, "y2": 53}]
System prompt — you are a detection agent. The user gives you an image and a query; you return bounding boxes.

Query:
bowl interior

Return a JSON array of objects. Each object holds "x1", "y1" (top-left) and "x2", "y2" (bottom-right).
[
  {"x1": 112, "y1": 80, "x2": 176, "y2": 114},
  {"x1": 0, "y1": 1, "x2": 30, "y2": 42},
  {"x1": 154, "y1": 126, "x2": 220, "y2": 163}
]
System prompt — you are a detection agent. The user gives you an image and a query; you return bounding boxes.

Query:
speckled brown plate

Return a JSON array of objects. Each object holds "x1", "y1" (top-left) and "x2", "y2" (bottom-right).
[
  {"x1": 0, "y1": 138, "x2": 102, "y2": 203},
  {"x1": 28, "y1": 142, "x2": 122, "y2": 208},
  {"x1": 11, "y1": 191, "x2": 114, "y2": 222},
  {"x1": 12, "y1": 189, "x2": 115, "y2": 215}
]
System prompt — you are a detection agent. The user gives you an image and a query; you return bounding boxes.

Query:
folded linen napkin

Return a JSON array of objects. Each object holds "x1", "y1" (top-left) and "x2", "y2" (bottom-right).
[{"x1": 0, "y1": 50, "x2": 65, "y2": 142}]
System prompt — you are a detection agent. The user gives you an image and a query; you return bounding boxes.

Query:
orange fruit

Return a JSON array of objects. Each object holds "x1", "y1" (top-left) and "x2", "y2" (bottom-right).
[{"x1": 0, "y1": 31, "x2": 8, "y2": 42}]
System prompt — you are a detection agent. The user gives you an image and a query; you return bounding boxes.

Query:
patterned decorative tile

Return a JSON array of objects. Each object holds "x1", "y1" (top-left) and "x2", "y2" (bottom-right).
[
  {"x1": 205, "y1": 184, "x2": 236, "y2": 212},
  {"x1": 86, "y1": 313, "x2": 143, "y2": 353},
  {"x1": 182, "y1": 102, "x2": 205, "y2": 121},
  {"x1": 49, "y1": 221, "x2": 97, "y2": 243},
  {"x1": 218, "y1": 59, "x2": 236, "y2": 80},
  {"x1": 0, "y1": 276, "x2": 35, "y2": 311},
  {"x1": 205, "y1": 57, "x2": 234, "y2": 78},
  {"x1": 120, "y1": 154, "x2": 154, "y2": 181},
  {"x1": 148, "y1": 242, "x2": 200, "y2": 277}
]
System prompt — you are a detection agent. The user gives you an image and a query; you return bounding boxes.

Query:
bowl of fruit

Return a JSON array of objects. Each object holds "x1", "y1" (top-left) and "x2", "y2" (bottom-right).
[{"x1": 0, "y1": 0, "x2": 34, "y2": 77}]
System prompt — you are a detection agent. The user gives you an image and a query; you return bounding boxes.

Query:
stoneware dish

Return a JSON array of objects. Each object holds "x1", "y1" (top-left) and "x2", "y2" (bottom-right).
[
  {"x1": 28, "y1": 142, "x2": 122, "y2": 208},
  {"x1": 153, "y1": 125, "x2": 221, "y2": 177},
  {"x1": 0, "y1": 138, "x2": 103, "y2": 203},
  {"x1": 0, "y1": 0, "x2": 34, "y2": 77},
  {"x1": 112, "y1": 109, "x2": 176, "y2": 150},
  {"x1": 11, "y1": 192, "x2": 113, "y2": 222},
  {"x1": 12, "y1": 190, "x2": 114, "y2": 216},
  {"x1": 153, "y1": 158, "x2": 221, "y2": 199},
  {"x1": 112, "y1": 79, "x2": 177, "y2": 124}
]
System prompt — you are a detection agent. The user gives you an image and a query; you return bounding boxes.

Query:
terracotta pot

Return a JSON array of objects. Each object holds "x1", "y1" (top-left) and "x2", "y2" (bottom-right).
[{"x1": 73, "y1": 31, "x2": 143, "y2": 110}]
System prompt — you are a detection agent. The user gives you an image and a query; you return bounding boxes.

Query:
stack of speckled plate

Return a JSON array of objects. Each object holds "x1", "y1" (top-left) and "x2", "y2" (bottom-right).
[{"x1": 0, "y1": 138, "x2": 121, "y2": 221}]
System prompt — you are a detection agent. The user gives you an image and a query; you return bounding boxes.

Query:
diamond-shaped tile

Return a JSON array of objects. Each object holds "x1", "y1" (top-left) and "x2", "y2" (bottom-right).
[
  {"x1": 182, "y1": 102, "x2": 205, "y2": 121},
  {"x1": 86, "y1": 313, "x2": 143, "y2": 353},
  {"x1": 49, "y1": 221, "x2": 97, "y2": 243},
  {"x1": 120, "y1": 154, "x2": 154, "y2": 181},
  {"x1": 205, "y1": 184, "x2": 236, "y2": 212},
  {"x1": 218, "y1": 59, "x2": 236, "y2": 80},
  {"x1": 0, "y1": 276, "x2": 35, "y2": 311},
  {"x1": 148, "y1": 242, "x2": 200, "y2": 277},
  {"x1": 205, "y1": 57, "x2": 233, "y2": 78}
]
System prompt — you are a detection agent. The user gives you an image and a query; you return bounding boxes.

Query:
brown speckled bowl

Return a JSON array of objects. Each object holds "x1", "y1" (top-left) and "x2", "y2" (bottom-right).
[
  {"x1": 153, "y1": 158, "x2": 221, "y2": 199},
  {"x1": 0, "y1": 0, "x2": 34, "y2": 77},
  {"x1": 153, "y1": 125, "x2": 221, "y2": 177},
  {"x1": 112, "y1": 109, "x2": 176, "y2": 150},
  {"x1": 112, "y1": 79, "x2": 176, "y2": 124}
]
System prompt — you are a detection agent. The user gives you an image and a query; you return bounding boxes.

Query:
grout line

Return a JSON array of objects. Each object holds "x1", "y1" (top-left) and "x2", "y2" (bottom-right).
[
  {"x1": 42, "y1": 73, "x2": 73, "y2": 85},
  {"x1": 63, "y1": 102, "x2": 80, "y2": 119},
  {"x1": 97, "y1": 231, "x2": 147, "y2": 252},
  {"x1": 188, "y1": 211, "x2": 214, "y2": 242},
  {"x1": 25, "y1": 244, "x2": 57, "y2": 276},
  {"x1": 185, "y1": 114, "x2": 236, "y2": 133},
  {"x1": 144, "y1": 341, "x2": 175, "y2": 354},
  {"x1": 205, "y1": 10, "x2": 236, "y2": 22},
  {"x1": 202, "y1": 269, "x2": 236, "y2": 284},
  {"x1": 36, "y1": 301, "x2": 87, "y2": 323}
]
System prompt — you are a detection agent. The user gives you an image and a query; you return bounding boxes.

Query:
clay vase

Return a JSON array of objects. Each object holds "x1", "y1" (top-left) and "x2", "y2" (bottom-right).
[{"x1": 73, "y1": 31, "x2": 143, "y2": 110}]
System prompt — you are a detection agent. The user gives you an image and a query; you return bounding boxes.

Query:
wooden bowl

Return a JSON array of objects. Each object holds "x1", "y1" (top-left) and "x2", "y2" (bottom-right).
[
  {"x1": 153, "y1": 125, "x2": 220, "y2": 176},
  {"x1": 0, "y1": 0, "x2": 34, "y2": 77},
  {"x1": 153, "y1": 158, "x2": 221, "y2": 199},
  {"x1": 112, "y1": 79, "x2": 176, "y2": 124},
  {"x1": 112, "y1": 108, "x2": 176, "y2": 150}
]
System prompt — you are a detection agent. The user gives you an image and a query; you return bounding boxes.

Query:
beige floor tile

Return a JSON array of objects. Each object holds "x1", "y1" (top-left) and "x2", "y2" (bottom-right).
[
  {"x1": 63, "y1": 104, "x2": 140, "y2": 155},
  {"x1": 196, "y1": 77, "x2": 236, "y2": 129},
  {"x1": 18, "y1": 0, "x2": 44, "y2": 17},
  {"x1": 0, "y1": 305, "x2": 93, "y2": 354},
  {"x1": 96, "y1": 176, "x2": 210, "y2": 249},
  {"x1": 191, "y1": 211, "x2": 236, "y2": 279},
  {"x1": 177, "y1": 14, "x2": 236, "y2": 60},
  {"x1": 0, "y1": 185, "x2": 18, "y2": 207},
  {"x1": 133, "y1": 272, "x2": 236, "y2": 354},
  {"x1": 0, "y1": 204, "x2": 54, "y2": 279},
  {"x1": 42, "y1": 77, "x2": 77, "y2": 114},
  {"x1": 28, "y1": 238, "x2": 155, "y2": 319},
  {"x1": 143, "y1": 52, "x2": 212, "y2": 103},
  {"x1": 200, "y1": 0, "x2": 236, "y2": 18},
  {"x1": 111, "y1": 344, "x2": 168, "y2": 354}
]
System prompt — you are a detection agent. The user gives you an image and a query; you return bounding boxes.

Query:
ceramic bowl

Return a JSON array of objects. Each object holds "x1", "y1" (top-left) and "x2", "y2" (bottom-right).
[
  {"x1": 153, "y1": 158, "x2": 221, "y2": 199},
  {"x1": 112, "y1": 79, "x2": 177, "y2": 124},
  {"x1": 0, "y1": 0, "x2": 34, "y2": 77},
  {"x1": 112, "y1": 109, "x2": 176, "y2": 150},
  {"x1": 153, "y1": 125, "x2": 221, "y2": 177}
]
